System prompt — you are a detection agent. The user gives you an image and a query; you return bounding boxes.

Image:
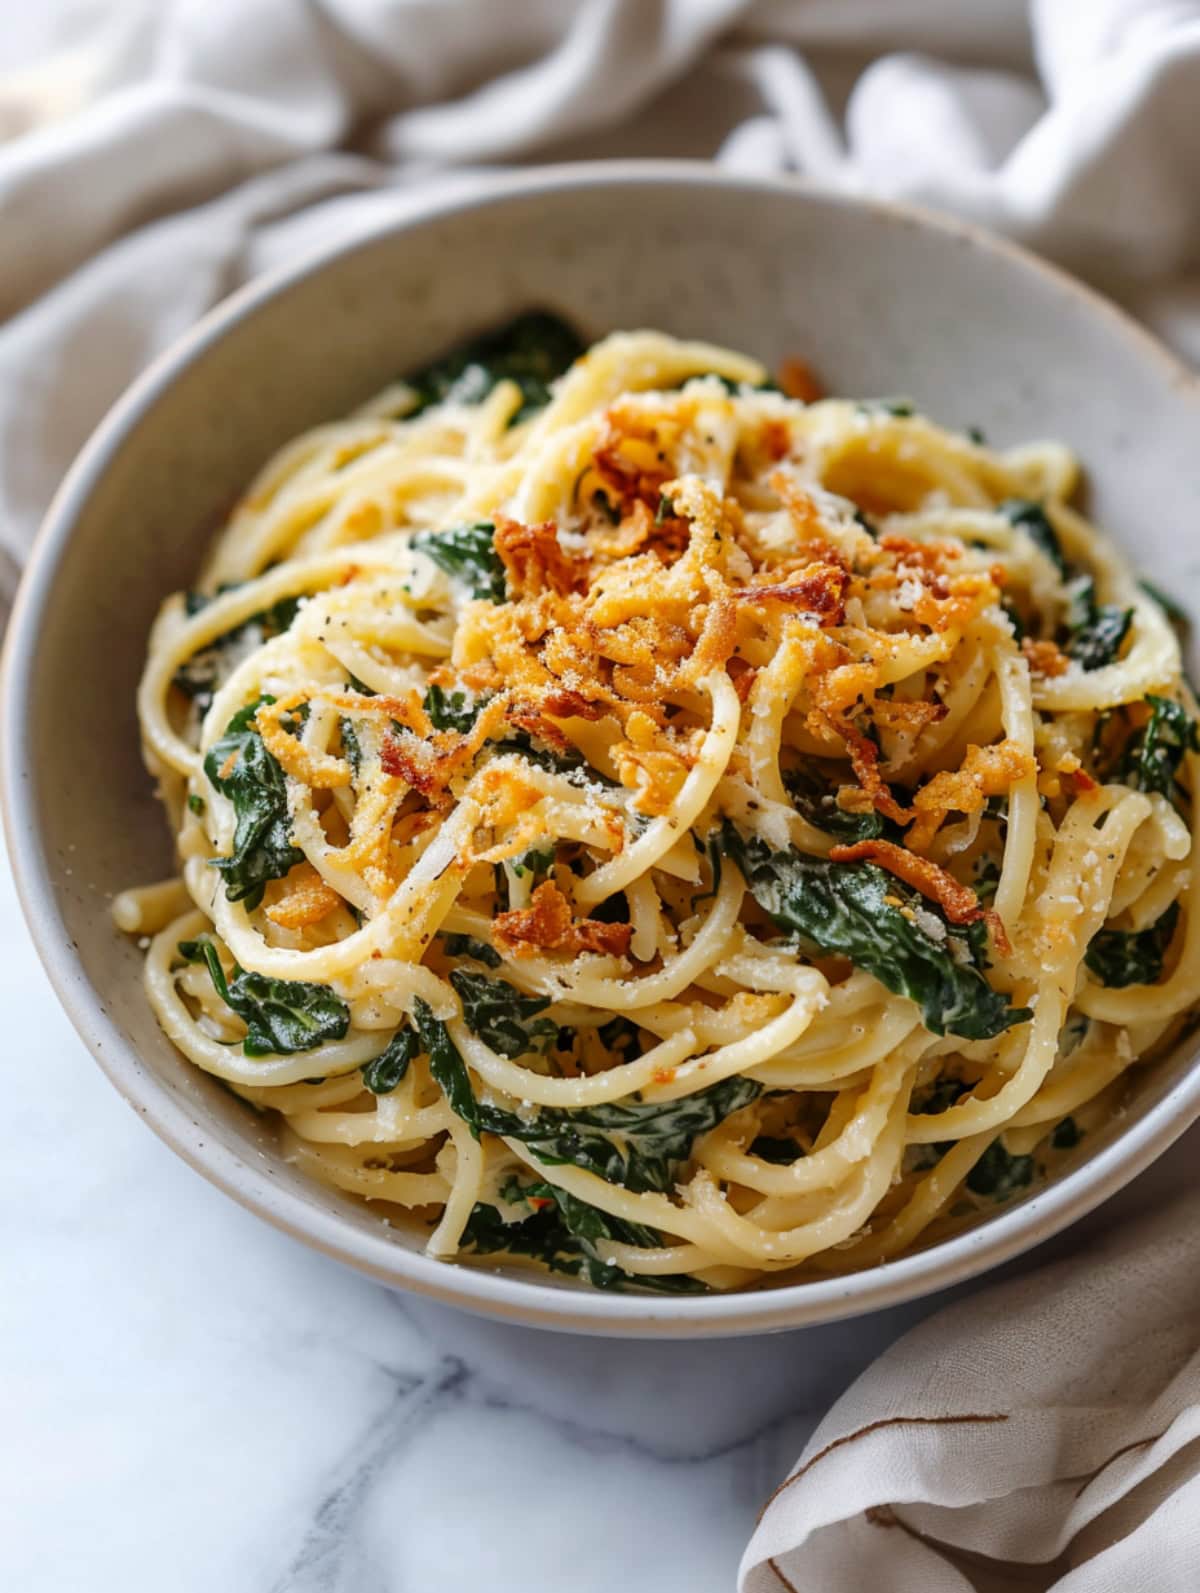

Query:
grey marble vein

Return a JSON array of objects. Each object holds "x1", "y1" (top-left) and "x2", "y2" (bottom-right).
[{"x1": 271, "y1": 1360, "x2": 467, "y2": 1593}]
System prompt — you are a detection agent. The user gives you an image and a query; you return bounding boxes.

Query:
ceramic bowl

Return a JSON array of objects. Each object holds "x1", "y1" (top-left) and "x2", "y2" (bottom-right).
[{"x1": 5, "y1": 163, "x2": 1200, "y2": 1336}]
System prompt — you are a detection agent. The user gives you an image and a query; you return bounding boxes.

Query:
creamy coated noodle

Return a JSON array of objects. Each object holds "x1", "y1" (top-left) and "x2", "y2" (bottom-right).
[{"x1": 117, "y1": 315, "x2": 1200, "y2": 1294}]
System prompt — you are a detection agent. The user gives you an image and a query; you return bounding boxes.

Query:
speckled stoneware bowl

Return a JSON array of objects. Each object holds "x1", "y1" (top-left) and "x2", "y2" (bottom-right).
[{"x1": 5, "y1": 163, "x2": 1200, "y2": 1336}]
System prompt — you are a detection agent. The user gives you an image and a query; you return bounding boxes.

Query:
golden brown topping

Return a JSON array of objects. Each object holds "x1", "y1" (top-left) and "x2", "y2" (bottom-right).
[
  {"x1": 759, "y1": 419, "x2": 792, "y2": 462},
  {"x1": 1021, "y1": 636, "x2": 1071, "y2": 677},
  {"x1": 613, "y1": 735, "x2": 692, "y2": 816},
  {"x1": 907, "y1": 740, "x2": 1036, "y2": 851},
  {"x1": 870, "y1": 697, "x2": 948, "y2": 737},
  {"x1": 376, "y1": 694, "x2": 512, "y2": 808},
  {"x1": 264, "y1": 863, "x2": 342, "y2": 929},
  {"x1": 541, "y1": 688, "x2": 607, "y2": 721},
  {"x1": 592, "y1": 412, "x2": 675, "y2": 511},
  {"x1": 492, "y1": 881, "x2": 633, "y2": 960},
  {"x1": 833, "y1": 718, "x2": 913, "y2": 826},
  {"x1": 494, "y1": 516, "x2": 587, "y2": 599},
  {"x1": 771, "y1": 473, "x2": 831, "y2": 546},
  {"x1": 738, "y1": 560, "x2": 850, "y2": 626}
]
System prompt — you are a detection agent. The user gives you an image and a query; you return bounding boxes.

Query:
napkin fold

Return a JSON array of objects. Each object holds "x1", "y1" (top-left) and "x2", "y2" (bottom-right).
[
  {"x1": 4, "y1": 0, "x2": 1200, "y2": 604},
  {"x1": 742, "y1": 1192, "x2": 1200, "y2": 1592},
  {"x1": 2, "y1": 3, "x2": 1200, "y2": 1586}
]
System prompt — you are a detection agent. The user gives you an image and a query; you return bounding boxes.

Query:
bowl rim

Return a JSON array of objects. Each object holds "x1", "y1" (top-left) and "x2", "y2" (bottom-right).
[{"x1": 5, "y1": 158, "x2": 1200, "y2": 1337}]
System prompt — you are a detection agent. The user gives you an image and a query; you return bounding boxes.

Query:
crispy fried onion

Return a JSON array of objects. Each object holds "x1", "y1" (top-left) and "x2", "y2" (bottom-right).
[
  {"x1": 1021, "y1": 637, "x2": 1071, "y2": 677},
  {"x1": 265, "y1": 863, "x2": 342, "y2": 929},
  {"x1": 828, "y1": 838, "x2": 1012, "y2": 957},
  {"x1": 492, "y1": 881, "x2": 633, "y2": 960},
  {"x1": 494, "y1": 515, "x2": 588, "y2": 598},
  {"x1": 907, "y1": 739, "x2": 1036, "y2": 852}
]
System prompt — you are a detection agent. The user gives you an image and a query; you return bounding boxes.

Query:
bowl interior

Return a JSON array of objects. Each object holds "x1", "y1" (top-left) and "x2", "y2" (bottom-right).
[{"x1": 7, "y1": 167, "x2": 1200, "y2": 1334}]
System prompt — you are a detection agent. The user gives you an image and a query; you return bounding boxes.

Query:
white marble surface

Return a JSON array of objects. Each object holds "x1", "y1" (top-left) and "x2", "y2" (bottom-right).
[{"x1": 3, "y1": 836, "x2": 1198, "y2": 1593}]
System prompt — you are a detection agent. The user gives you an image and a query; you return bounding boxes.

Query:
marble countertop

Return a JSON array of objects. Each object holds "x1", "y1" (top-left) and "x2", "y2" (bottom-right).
[{"x1": 4, "y1": 835, "x2": 1197, "y2": 1593}]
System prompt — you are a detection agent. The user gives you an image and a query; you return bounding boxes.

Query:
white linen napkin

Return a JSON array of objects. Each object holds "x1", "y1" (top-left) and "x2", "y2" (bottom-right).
[
  {"x1": 742, "y1": 1190, "x2": 1200, "y2": 1592},
  {"x1": 4, "y1": 0, "x2": 1200, "y2": 604},
  {"x1": 3, "y1": 4, "x2": 1200, "y2": 1586}
]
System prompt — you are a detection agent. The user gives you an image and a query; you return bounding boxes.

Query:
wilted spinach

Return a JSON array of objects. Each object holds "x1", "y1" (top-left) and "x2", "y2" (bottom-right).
[
  {"x1": 1001, "y1": 498, "x2": 1067, "y2": 577},
  {"x1": 1085, "y1": 901, "x2": 1180, "y2": 988},
  {"x1": 403, "y1": 310, "x2": 584, "y2": 424},
  {"x1": 1118, "y1": 694, "x2": 1199, "y2": 800},
  {"x1": 966, "y1": 1139, "x2": 1034, "y2": 1200},
  {"x1": 413, "y1": 522, "x2": 506, "y2": 603},
  {"x1": 179, "y1": 938, "x2": 349, "y2": 1056},
  {"x1": 1061, "y1": 575, "x2": 1132, "y2": 671},
  {"x1": 174, "y1": 593, "x2": 301, "y2": 716},
  {"x1": 1051, "y1": 1117, "x2": 1082, "y2": 1150},
  {"x1": 722, "y1": 823, "x2": 1030, "y2": 1041},
  {"x1": 858, "y1": 397, "x2": 915, "y2": 417},
  {"x1": 439, "y1": 932, "x2": 501, "y2": 968},
  {"x1": 449, "y1": 968, "x2": 558, "y2": 1059},
  {"x1": 783, "y1": 764, "x2": 884, "y2": 842},
  {"x1": 412, "y1": 1004, "x2": 758, "y2": 1189},
  {"x1": 460, "y1": 1177, "x2": 706, "y2": 1293},
  {"x1": 423, "y1": 681, "x2": 487, "y2": 732},
  {"x1": 204, "y1": 696, "x2": 305, "y2": 909},
  {"x1": 361, "y1": 1026, "x2": 419, "y2": 1094}
]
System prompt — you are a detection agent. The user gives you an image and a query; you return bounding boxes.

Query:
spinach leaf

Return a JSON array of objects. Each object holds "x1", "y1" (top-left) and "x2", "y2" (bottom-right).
[
  {"x1": 596, "y1": 1016, "x2": 643, "y2": 1064},
  {"x1": 722, "y1": 823, "x2": 1031, "y2": 1041},
  {"x1": 413, "y1": 997, "x2": 480, "y2": 1137},
  {"x1": 411, "y1": 1006, "x2": 757, "y2": 1188},
  {"x1": 423, "y1": 681, "x2": 486, "y2": 732},
  {"x1": 179, "y1": 938, "x2": 349, "y2": 1057},
  {"x1": 1060, "y1": 1012, "x2": 1090, "y2": 1055},
  {"x1": 204, "y1": 696, "x2": 304, "y2": 909},
  {"x1": 1052, "y1": 1117, "x2": 1081, "y2": 1149},
  {"x1": 413, "y1": 522, "x2": 506, "y2": 604},
  {"x1": 439, "y1": 932, "x2": 502, "y2": 968},
  {"x1": 404, "y1": 310, "x2": 584, "y2": 425},
  {"x1": 492, "y1": 733, "x2": 620, "y2": 788},
  {"x1": 965, "y1": 1139, "x2": 1034, "y2": 1200},
  {"x1": 972, "y1": 857, "x2": 1002, "y2": 904},
  {"x1": 913, "y1": 1074, "x2": 971, "y2": 1117},
  {"x1": 783, "y1": 764, "x2": 884, "y2": 842},
  {"x1": 1085, "y1": 901, "x2": 1180, "y2": 988},
  {"x1": 1001, "y1": 498, "x2": 1067, "y2": 577},
  {"x1": 1062, "y1": 575, "x2": 1132, "y2": 671},
  {"x1": 512, "y1": 844, "x2": 555, "y2": 881},
  {"x1": 449, "y1": 968, "x2": 558, "y2": 1058},
  {"x1": 1119, "y1": 694, "x2": 1199, "y2": 799},
  {"x1": 361, "y1": 1026, "x2": 419, "y2": 1094},
  {"x1": 339, "y1": 716, "x2": 362, "y2": 775},
  {"x1": 477, "y1": 1077, "x2": 761, "y2": 1193},
  {"x1": 460, "y1": 1177, "x2": 706, "y2": 1293},
  {"x1": 174, "y1": 594, "x2": 301, "y2": 716},
  {"x1": 1000, "y1": 500, "x2": 1130, "y2": 669}
]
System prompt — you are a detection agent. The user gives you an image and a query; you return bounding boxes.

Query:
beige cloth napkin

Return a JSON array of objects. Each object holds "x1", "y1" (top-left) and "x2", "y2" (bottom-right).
[
  {"x1": 3, "y1": 3, "x2": 1200, "y2": 1584},
  {"x1": 743, "y1": 1192, "x2": 1200, "y2": 1591}
]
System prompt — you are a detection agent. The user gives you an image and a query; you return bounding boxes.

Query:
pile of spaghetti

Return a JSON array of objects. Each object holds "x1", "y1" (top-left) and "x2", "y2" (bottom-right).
[{"x1": 118, "y1": 315, "x2": 1199, "y2": 1293}]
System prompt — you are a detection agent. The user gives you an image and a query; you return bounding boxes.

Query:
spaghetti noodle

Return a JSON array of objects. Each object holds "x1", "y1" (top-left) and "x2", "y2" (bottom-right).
[{"x1": 116, "y1": 316, "x2": 1199, "y2": 1293}]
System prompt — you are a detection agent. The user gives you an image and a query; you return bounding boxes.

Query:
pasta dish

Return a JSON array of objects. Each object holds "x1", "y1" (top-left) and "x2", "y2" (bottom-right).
[{"x1": 116, "y1": 315, "x2": 1199, "y2": 1293}]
